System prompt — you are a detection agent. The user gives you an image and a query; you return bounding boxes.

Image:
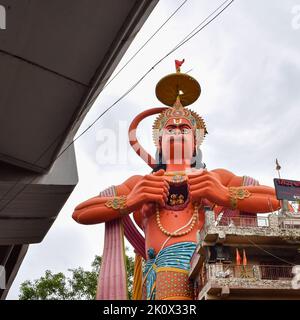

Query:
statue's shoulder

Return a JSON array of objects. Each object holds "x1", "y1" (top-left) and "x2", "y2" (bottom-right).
[
  {"x1": 211, "y1": 168, "x2": 234, "y2": 176},
  {"x1": 210, "y1": 168, "x2": 243, "y2": 186}
]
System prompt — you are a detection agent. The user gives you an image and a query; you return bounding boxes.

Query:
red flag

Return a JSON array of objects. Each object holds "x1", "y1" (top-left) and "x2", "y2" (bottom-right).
[
  {"x1": 243, "y1": 249, "x2": 247, "y2": 266},
  {"x1": 175, "y1": 59, "x2": 185, "y2": 72},
  {"x1": 236, "y1": 248, "x2": 241, "y2": 265}
]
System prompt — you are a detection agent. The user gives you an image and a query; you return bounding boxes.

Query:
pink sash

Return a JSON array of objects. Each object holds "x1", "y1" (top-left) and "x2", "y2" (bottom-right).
[{"x1": 96, "y1": 186, "x2": 145, "y2": 300}]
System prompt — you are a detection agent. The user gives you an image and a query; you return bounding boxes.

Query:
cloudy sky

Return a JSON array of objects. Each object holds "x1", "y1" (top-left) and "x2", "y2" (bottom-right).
[{"x1": 7, "y1": 0, "x2": 300, "y2": 298}]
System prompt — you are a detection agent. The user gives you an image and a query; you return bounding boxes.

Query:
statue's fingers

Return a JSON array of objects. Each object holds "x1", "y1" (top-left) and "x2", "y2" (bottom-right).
[
  {"x1": 162, "y1": 191, "x2": 168, "y2": 202},
  {"x1": 144, "y1": 193, "x2": 165, "y2": 207},
  {"x1": 187, "y1": 169, "x2": 204, "y2": 178},
  {"x1": 142, "y1": 186, "x2": 168, "y2": 195},
  {"x1": 189, "y1": 181, "x2": 211, "y2": 191},
  {"x1": 190, "y1": 190, "x2": 203, "y2": 200},
  {"x1": 188, "y1": 170, "x2": 208, "y2": 180},
  {"x1": 152, "y1": 169, "x2": 165, "y2": 176},
  {"x1": 141, "y1": 180, "x2": 168, "y2": 189},
  {"x1": 189, "y1": 191, "x2": 201, "y2": 203},
  {"x1": 188, "y1": 172, "x2": 212, "y2": 185},
  {"x1": 190, "y1": 187, "x2": 210, "y2": 198},
  {"x1": 145, "y1": 173, "x2": 165, "y2": 182}
]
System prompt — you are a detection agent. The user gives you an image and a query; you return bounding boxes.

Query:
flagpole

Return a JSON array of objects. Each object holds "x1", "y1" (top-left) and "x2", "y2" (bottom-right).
[
  {"x1": 275, "y1": 158, "x2": 281, "y2": 179},
  {"x1": 275, "y1": 159, "x2": 288, "y2": 213}
]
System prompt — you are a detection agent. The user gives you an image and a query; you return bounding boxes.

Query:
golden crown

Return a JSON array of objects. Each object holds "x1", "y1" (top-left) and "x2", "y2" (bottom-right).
[{"x1": 152, "y1": 60, "x2": 208, "y2": 147}]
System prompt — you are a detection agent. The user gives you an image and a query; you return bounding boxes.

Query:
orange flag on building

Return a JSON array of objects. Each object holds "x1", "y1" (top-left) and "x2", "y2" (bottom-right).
[
  {"x1": 243, "y1": 249, "x2": 247, "y2": 266},
  {"x1": 236, "y1": 248, "x2": 241, "y2": 265}
]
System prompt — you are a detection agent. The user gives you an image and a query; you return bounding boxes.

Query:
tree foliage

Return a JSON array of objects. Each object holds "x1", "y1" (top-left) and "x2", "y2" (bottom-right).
[{"x1": 19, "y1": 253, "x2": 134, "y2": 300}]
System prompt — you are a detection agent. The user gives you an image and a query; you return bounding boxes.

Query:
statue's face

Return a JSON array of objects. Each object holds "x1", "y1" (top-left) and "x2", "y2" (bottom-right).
[{"x1": 160, "y1": 118, "x2": 195, "y2": 164}]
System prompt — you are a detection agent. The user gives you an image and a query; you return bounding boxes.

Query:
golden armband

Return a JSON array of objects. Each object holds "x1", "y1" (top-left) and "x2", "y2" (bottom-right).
[
  {"x1": 228, "y1": 187, "x2": 251, "y2": 210},
  {"x1": 105, "y1": 195, "x2": 129, "y2": 215}
]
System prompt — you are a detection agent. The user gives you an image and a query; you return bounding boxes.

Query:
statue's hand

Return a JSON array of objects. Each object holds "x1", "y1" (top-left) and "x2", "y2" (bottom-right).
[
  {"x1": 188, "y1": 171, "x2": 229, "y2": 207},
  {"x1": 126, "y1": 169, "x2": 169, "y2": 212}
]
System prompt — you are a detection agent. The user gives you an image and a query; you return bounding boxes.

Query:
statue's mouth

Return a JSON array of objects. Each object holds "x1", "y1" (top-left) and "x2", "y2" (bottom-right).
[{"x1": 165, "y1": 181, "x2": 189, "y2": 210}]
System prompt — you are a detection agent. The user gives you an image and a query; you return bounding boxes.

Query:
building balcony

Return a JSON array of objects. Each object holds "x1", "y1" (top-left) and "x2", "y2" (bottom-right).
[
  {"x1": 198, "y1": 264, "x2": 299, "y2": 300},
  {"x1": 200, "y1": 210, "x2": 300, "y2": 247}
]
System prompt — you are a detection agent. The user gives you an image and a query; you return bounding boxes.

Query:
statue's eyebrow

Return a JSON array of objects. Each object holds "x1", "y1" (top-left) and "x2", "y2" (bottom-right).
[{"x1": 165, "y1": 123, "x2": 191, "y2": 129}]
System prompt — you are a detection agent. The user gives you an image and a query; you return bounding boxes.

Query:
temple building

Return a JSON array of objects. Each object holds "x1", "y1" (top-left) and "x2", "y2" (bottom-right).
[{"x1": 189, "y1": 207, "x2": 300, "y2": 299}]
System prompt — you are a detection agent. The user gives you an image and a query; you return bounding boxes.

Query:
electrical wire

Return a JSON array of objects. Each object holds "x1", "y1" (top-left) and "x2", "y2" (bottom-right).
[
  {"x1": 80, "y1": 0, "x2": 234, "y2": 120},
  {"x1": 3, "y1": 0, "x2": 295, "y2": 269},
  {"x1": 57, "y1": 0, "x2": 235, "y2": 161},
  {"x1": 0, "y1": 0, "x2": 190, "y2": 210},
  {"x1": 102, "y1": 0, "x2": 189, "y2": 90},
  {"x1": 0, "y1": 0, "x2": 235, "y2": 213},
  {"x1": 171, "y1": 0, "x2": 233, "y2": 52},
  {"x1": 241, "y1": 234, "x2": 296, "y2": 266}
]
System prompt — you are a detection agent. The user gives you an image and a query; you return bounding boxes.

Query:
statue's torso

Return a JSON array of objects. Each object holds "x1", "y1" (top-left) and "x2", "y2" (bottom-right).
[{"x1": 140, "y1": 200, "x2": 205, "y2": 255}]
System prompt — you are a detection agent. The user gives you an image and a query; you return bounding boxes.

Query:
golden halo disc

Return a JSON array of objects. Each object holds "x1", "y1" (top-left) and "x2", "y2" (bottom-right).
[{"x1": 155, "y1": 73, "x2": 201, "y2": 106}]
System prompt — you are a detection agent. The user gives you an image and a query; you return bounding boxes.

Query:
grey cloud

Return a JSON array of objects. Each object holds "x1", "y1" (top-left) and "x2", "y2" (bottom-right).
[{"x1": 9, "y1": 0, "x2": 300, "y2": 299}]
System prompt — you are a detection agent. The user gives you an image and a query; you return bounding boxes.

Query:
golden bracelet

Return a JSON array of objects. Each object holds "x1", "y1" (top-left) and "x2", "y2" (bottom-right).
[
  {"x1": 228, "y1": 187, "x2": 251, "y2": 210},
  {"x1": 105, "y1": 195, "x2": 129, "y2": 215}
]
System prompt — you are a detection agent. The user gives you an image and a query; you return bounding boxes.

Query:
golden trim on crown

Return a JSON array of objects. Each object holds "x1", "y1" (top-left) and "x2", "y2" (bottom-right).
[{"x1": 152, "y1": 99, "x2": 208, "y2": 147}]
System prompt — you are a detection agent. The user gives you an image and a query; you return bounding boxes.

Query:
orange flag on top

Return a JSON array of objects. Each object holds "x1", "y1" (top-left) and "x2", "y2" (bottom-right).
[
  {"x1": 175, "y1": 59, "x2": 185, "y2": 72},
  {"x1": 243, "y1": 249, "x2": 247, "y2": 266},
  {"x1": 236, "y1": 248, "x2": 241, "y2": 265}
]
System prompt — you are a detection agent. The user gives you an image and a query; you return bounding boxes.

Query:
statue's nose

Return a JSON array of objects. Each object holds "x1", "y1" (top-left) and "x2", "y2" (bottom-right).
[{"x1": 169, "y1": 135, "x2": 184, "y2": 143}]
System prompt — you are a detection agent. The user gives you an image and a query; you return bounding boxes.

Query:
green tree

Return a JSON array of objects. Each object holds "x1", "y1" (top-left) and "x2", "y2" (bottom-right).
[{"x1": 19, "y1": 253, "x2": 134, "y2": 300}]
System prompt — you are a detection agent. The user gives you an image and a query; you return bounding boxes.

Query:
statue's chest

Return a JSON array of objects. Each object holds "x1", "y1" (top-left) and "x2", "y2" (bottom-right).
[{"x1": 158, "y1": 206, "x2": 194, "y2": 219}]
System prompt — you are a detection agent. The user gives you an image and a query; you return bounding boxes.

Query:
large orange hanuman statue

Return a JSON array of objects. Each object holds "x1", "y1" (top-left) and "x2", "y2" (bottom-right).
[{"x1": 73, "y1": 61, "x2": 281, "y2": 300}]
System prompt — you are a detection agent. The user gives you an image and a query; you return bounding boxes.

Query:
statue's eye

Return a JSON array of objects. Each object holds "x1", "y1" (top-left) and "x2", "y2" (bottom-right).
[
  {"x1": 181, "y1": 128, "x2": 190, "y2": 134},
  {"x1": 167, "y1": 128, "x2": 176, "y2": 134}
]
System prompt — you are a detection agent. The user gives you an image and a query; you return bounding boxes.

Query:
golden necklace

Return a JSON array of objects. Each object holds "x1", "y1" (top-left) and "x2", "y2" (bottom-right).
[
  {"x1": 164, "y1": 171, "x2": 188, "y2": 184},
  {"x1": 164, "y1": 171, "x2": 187, "y2": 176},
  {"x1": 155, "y1": 202, "x2": 199, "y2": 237}
]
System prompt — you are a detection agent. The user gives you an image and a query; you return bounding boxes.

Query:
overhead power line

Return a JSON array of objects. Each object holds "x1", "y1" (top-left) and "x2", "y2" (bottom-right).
[
  {"x1": 102, "y1": 0, "x2": 189, "y2": 90},
  {"x1": 0, "y1": 0, "x2": 235, "y2": 213},
  {"x1": 58, "y1": 0, "x2": 235, "y2": 160},
  {"x1": 0, "y1": 0, "x2": 189, "y2": 208}
]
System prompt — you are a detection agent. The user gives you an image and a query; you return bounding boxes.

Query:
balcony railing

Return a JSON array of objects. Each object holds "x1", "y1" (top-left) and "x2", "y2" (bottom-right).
[
  {"x1": 202, "y1": 264, "x2": 293, "y2": 283},
  {"x1": 279, "y1": 219, "x2": 300, "y2": 230},
  {"x1": 217, "y1": 216, "x2": 269, "y2": 228},
  {"x1": 259, "y1": 265, "x2": 293, "y2": 280}
]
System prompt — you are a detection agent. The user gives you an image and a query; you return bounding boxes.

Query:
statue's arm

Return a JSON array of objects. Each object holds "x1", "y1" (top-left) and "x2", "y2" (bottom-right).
[
  {"x1": 73, "y1": 169, "x2": 169, "y2": 224},
  {"x1": 72, "y1": 175, "x2": 142, "y2": 224},
  {"x1": 212, "y1": 169, "x2": 281, "y2": 213},
  {"x1": 227, "y1": 184, "x2": 281, "y2": 213}
]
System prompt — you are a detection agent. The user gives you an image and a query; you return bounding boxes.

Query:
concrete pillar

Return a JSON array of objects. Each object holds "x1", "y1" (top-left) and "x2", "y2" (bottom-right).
[
  {"x1": 205, "y1": 208, "x2": 215, "y2": 228},
  {"x1": 268, "y1": 213, "x2": 279, "y2": 231},
  {"x1": 221, "y1": 285, "x2": 230, "y2": 297},
  {"x1": 252, "y1": 265, "x2": 261, "y2": 280}
]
